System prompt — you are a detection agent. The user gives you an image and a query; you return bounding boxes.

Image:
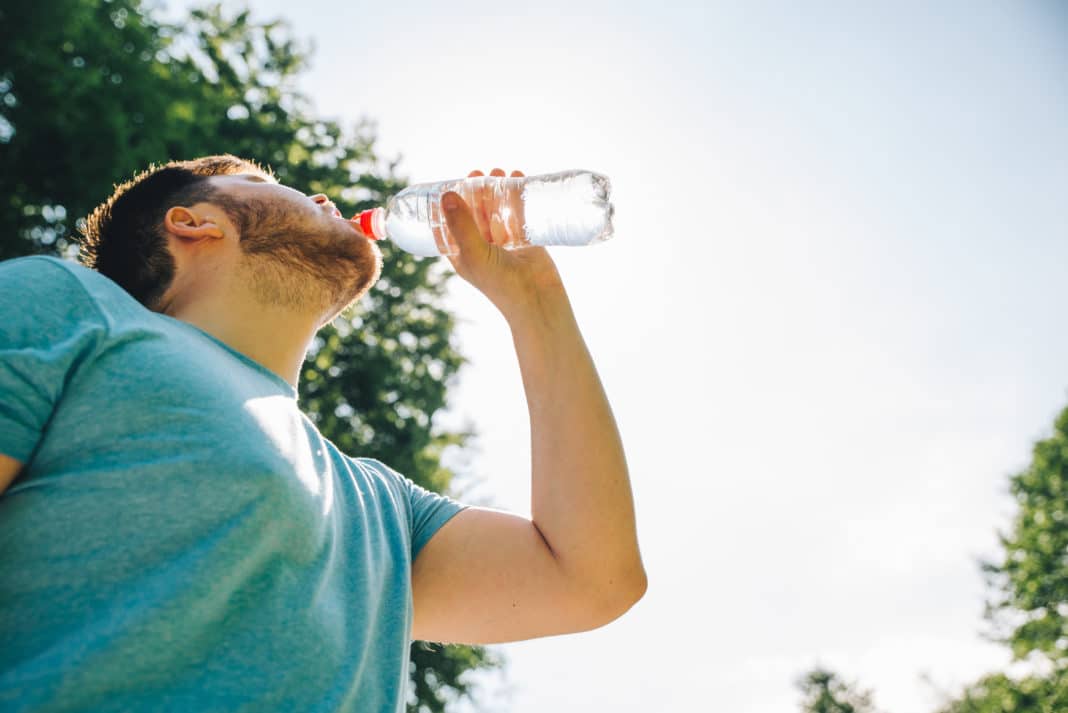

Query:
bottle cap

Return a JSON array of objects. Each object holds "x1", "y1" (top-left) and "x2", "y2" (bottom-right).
[{"x1": 355, "y1": 209, "x2": 381, "y2": 240}]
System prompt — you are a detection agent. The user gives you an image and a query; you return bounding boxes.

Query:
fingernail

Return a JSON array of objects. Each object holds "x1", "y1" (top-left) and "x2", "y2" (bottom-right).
[{"x1": 442, "y1": 194, "x2": 458, "y2": 211}]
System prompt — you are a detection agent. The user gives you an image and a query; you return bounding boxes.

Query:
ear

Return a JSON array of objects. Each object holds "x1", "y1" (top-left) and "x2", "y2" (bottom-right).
[{"x1": 164, "y1": 206, "x2": 225, "y2": 242}]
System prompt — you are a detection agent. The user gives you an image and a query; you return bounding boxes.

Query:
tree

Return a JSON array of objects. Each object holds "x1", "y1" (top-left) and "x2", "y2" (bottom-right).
[
  {"x1": 934, "y1": 404, "x2": 1068, "y2": 711},
  {"x1": 983, "y1": 406, "x2": 1068, "y2": 668},
  {"x1": 0, "y1": 1, "x2": 499, "y2": 709},
  {"x1": 0, "y1": 0, "x2": 176, "y2": 260},
  {"x1": 797, "y1": 668, "x2": 879, "y2": 713},
  {"x1": 934, "y1": 669, "x2": 1068, "y2": 713}
]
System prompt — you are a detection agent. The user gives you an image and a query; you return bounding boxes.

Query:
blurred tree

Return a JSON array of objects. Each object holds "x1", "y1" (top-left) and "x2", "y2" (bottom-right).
[
  {"x1": 0, "y1": 1, "x2": 499, "y2": 710},
  {"x1": 983, "y1": 406, "x2": 1068, "y2": 667},
  {"x1": 0, "y1": 0, "x2": 173, "y2": 259},
  {"x1": 934, "y1": 669, "x2": 1068, "y2": 713},
  {"x1": 935, "y1": 405, "x2": 1068, "y2": 711},
  {"x1": 797, "y1": 668, "x2": 879, "y2": 713}
]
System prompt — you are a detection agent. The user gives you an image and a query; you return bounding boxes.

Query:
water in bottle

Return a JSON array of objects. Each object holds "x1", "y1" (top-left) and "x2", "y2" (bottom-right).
[{"x1": 353, "y1": 170, "x2": 614, "y2": 258}]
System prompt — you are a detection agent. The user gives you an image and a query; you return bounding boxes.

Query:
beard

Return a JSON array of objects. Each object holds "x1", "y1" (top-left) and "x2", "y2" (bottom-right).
[{"x1": 225, "y1": 196, "x2": 382, "y2": 324}]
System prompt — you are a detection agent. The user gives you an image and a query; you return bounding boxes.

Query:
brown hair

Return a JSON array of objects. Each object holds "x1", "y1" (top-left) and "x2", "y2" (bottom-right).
[{"x1": 78, "y1": 155, "x2": 272, "y2": 309}]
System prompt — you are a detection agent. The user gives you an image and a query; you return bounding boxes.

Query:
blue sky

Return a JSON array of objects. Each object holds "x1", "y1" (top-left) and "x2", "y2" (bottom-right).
[{"x1": 163, "y1": 1, "x2": 1068, "y2": 710}]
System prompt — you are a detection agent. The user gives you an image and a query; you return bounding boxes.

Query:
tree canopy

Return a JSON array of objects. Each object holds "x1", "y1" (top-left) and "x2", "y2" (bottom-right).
[
  {"x1": 797, "y1": 668, "x2": 879, "y2": 713},
  {"x1": 797, "y1": 403, "x2": 1068, "y2": 713},
  {"x1": 984, "y1": 406, "x2": 1068, "y2": 667},
  {"x1": 935, "y1": 405, "x2": 1068, "y2": 712}
]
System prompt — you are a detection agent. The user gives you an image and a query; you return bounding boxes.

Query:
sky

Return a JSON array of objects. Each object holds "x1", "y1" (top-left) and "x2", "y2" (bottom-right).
[{"x1": 163, "y1": 1, "x2": 1068, "y2": 711}]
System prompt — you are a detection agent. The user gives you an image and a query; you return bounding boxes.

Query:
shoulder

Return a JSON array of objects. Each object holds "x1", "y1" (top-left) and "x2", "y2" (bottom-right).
[
  {"x1": 345, "y1": 456, "x2": 420, "y2": 514},
  {"x1": 0, "y1": 256, "x2": 151, "y2": 329},
  {"x1": 0, "y1": 255, "x2": 89, "y2": 291},
  {"x1": 2, "y1": 255, "x2": 98, "y2": 284},
  {"x1": 352, "y1": 457, "x2": 400, "y2": 479},
  {"x1": 350, "y1": 457, "x2": 411, "y2": 497},
  {"x1": 0, "y1": 256, "x2": 106, "y2": 334}
]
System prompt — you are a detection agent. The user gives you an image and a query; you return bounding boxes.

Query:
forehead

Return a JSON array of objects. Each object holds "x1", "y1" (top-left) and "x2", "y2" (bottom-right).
[
  {"x1": 206, "y1": 172, "x2": 310, "y2": 203},
  {"x1": 211, "y1": 171, "x2": 279, "y2": 185}
]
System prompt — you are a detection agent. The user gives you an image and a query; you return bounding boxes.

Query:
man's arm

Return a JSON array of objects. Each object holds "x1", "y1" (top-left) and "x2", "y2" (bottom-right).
[{"x1": 410, "y1": 171, "x2": 646, "y2": 644}]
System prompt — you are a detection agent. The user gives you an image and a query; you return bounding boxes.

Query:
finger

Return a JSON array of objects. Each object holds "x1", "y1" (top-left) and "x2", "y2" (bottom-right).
[
  {"x1": 457, "y1": 171, "x2": 490, "y2": 240},
  {"x1": 483, "y1": 169, "x2": 508, "y2": 243},
  {"x1": 506, "y1": 192, "x2": 524, "y2": 245},
  {"x1": 489, "y1": 213, "x2": 510, "y2": 247},
  {"x1": 506, "y1": 171, "x2": 525, "y2": 242},
  {"x1": 467, "y1": 174, "x2": 492, "y2": 242},
  {"x1": 442, "y1": 191, "x2": 489, "y2": 262}
]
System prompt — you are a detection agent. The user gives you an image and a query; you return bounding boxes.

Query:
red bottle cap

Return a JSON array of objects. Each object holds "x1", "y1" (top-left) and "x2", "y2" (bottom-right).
[{"x1": 355, "y1": 209, "x2": 380, "y2": 240}]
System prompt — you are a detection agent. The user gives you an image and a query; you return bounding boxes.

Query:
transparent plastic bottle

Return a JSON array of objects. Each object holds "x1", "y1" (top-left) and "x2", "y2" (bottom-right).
[{"x1": 353, "y1": 169, "x2": 614, "y2": 258}]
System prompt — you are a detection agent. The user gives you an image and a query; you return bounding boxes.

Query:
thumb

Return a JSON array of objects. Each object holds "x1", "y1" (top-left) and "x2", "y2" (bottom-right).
[{"x1": 441, "y1": 191, "x2": 490, "y2": 264}]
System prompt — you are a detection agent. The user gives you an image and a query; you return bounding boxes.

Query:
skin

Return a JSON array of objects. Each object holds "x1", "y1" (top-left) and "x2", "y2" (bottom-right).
[
  {"x1": 0, "y1": 167, "x2": 647, "y2": 645},
  {"x1": 157, "y1": 172, "x2": 383, "y2": 385},
  {"x1": 416, "y1": 169, "x2": 647, "y2": 642}
]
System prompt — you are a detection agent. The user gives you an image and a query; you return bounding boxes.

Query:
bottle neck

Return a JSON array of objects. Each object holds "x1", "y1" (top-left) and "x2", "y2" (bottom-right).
[{"x1": 356, "y1": 207, "x2": 387, "y2": 240}]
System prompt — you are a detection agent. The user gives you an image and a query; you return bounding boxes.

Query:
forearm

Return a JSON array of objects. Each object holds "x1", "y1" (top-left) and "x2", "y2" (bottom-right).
[{"x1": 506, "y1": 283, "x2": 646, "y2": 605}]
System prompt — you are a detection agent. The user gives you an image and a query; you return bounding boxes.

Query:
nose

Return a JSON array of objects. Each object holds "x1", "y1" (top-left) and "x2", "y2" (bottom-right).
[{"x1": 310, "y1": 193, "x2": 342, "y2": 218}]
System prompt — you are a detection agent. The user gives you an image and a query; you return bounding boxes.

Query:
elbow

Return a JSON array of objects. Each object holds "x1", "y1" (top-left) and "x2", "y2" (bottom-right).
[
  {"x1": 634, "y1": 565, "x2": 649, "y2": 602},
  {"x1": 620, "y1": 562, "x2": 648, "y2": 611},
  {"x1": 586, "y1": 562, "x2": 648, "y2": 628}
]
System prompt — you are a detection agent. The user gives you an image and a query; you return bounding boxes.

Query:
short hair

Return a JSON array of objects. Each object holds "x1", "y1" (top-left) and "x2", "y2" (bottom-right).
[{"x1": 78, "y1": 155, "x2": 273, "y2": 309}]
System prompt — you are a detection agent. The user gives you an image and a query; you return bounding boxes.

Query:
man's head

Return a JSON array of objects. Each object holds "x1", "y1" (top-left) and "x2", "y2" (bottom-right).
[{"x1": 79, "y1": 155, "x2": 381, "y2": 325}]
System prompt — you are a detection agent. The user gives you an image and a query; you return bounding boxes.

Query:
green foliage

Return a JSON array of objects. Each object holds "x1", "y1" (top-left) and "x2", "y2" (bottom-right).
[
  {"x1": 935, "y1": 669, "x2": 1068, "y2": 713},
  {"x1": 0, "y1": 0, "x2": 172, "y2": 258},
  {"x1": 931, "y1": 403, "x2": 1068, "y2": 711},
  {"x1": 795, "y1": 404, "x2": 1068, "y2": 712},
  {"x1": 797, "y1": 668, "x2": 878, "y2": 713},
  {"x1": 983, "y1": 405, "x2": 1068, "y2": 667},
  {"x1": 409, "y1": 642, "x2": 501, "y2": 713},
  {"x1": 0, "y1": 1, "x2": 499, "y2": 708}
]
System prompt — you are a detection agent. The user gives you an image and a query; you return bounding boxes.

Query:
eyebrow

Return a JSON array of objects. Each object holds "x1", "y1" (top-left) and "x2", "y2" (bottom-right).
[{"x1": 242, "y1": 174, "x2": 269, "y2": 183}]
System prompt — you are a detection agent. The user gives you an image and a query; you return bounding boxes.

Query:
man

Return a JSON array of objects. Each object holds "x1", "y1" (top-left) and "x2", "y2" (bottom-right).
[{"x1": 0, "y1": 155, "x2": 646, "y2": 712}]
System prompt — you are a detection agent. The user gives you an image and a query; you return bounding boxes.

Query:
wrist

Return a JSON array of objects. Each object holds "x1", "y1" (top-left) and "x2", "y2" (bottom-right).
[{"x1": 503, "y1": 280, "x2": 578, "y2": 342}]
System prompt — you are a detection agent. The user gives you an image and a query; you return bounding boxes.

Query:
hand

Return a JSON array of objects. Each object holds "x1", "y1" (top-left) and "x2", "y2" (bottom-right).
[{"x1": 443, "y1": 168, "x2": 566, "y2": 322}]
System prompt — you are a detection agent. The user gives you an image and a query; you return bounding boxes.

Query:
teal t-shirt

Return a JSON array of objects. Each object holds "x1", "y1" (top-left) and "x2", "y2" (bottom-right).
[{"x1": 0, "y1": 256, "x2": 466, "y2": 712}]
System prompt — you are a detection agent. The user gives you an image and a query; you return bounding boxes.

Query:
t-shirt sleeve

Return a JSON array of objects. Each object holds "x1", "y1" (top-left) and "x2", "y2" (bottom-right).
[
  {"x1": 405, "y1": 477, "x2": 468, "y2": 560},
  {"x1": 0, "y1": 257, "x2": 107, "y2": 462},
  {"x1": 357, "y1": 458, "x2": 468, "y2": 560}
]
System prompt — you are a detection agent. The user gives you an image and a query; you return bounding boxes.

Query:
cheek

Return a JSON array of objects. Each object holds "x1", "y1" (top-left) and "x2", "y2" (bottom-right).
[
  {"x1": 248, "y1": 200, "x2": 312, "y2": 235},
  {"x1": 293, "y1": 203, "x2": 334, "y2": 233}
]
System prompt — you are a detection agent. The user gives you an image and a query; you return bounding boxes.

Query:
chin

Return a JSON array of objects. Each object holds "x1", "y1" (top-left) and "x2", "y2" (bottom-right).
[{"x1": 319, "y1": 244, "x2": 383, "y2": 327}]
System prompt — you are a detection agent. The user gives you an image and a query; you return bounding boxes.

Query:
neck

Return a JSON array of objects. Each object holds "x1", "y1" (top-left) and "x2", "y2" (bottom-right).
[{"x1": 166, "y1": 294, "x2": 318, "y2": 389}]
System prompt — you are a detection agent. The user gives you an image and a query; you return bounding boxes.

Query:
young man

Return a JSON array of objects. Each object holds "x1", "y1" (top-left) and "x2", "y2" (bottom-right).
[{"x1": 0, "y1": 155, "x2": 646, "y2": 712}]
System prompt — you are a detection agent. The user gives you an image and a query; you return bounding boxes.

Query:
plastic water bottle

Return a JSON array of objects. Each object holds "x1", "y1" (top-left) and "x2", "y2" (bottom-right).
[{"x1": 353, "y1": 169, "x2": 614, "y2": 258}]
